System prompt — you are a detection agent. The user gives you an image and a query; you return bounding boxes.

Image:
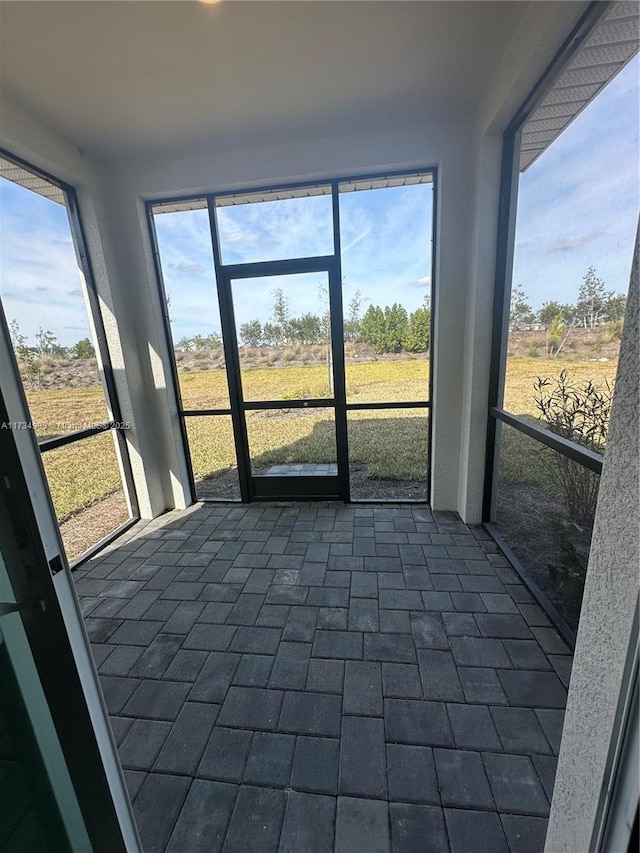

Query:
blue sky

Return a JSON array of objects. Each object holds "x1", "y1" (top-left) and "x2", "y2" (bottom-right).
[
  {"x1": 0, "y1": 54, "x2": 637, "y2": 347},
  {"x1": 0, "y1": 182, "x2": 93, "y2": 346},
  {"x1": 513, "y1": 55, "x2": 639, "y2": 310},
  {"x1": 153, "y1": 182, "x2": 434, "y2": 343}
]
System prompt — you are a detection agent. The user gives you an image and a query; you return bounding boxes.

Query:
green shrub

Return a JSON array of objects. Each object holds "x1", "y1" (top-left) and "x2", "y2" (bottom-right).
[{"x1": 534, "y1": 370, "x2": 613, "y2": 522}]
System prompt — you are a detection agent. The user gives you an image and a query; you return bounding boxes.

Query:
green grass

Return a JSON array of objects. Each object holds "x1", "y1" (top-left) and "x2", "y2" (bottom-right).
[{"x1": 24, "y1": 357, "x2": 617, "y2": 520}]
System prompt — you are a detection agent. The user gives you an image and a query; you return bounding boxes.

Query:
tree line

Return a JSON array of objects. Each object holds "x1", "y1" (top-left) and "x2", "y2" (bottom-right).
[
  {"x1": 237, "y1": 288, "x2": 431, "y2": 354},
  {"x1": 510, "y1": 267, "x2": 627, "y2": 332}
]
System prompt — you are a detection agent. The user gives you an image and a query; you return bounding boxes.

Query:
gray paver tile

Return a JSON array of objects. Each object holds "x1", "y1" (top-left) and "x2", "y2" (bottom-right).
[
  {"x1": 278, "y1": 691, "x2": 342, "y2": 736},
  {"x1": 480, "y1": 593, "x2": 519, "y2": 614},
  {"x1": 364, "y1": 633, "x2": 416, "y2": 663},
  {"x1": 133, "y1": 772, "x2": 190, "y2": 853},
  {"x1": 503, "y1": 639, "x2": 552, "y2": 670},
  {"x1": 99, "y1": 675, "x2": 141, "y2": 714},
  {"x1": 449, "y1": 636, "x2": 511, "y2": 668},
  {"x1": 166, "y1": 780, "x2": 237, "y2": 853},
  {"x1": 335, "y1": 797, "x2": 390, "y2": 853},
  {"x1": 445, "y1": 808, "x2": 509, "y2": 853},
  {"x1": 434, "y1": 748, "x2": 494, "y2": 810},
  {"x1": 491, "y1": 706, "x2": 553, "y2": 755},
  {"x1": 379, "y1": 589, "x2": 423, "y2": 610},
  {"x1": 99, "y1": 645, "x2": 144, "y2": 677},
  {"x1": 476, "y1": 613, "x2": 533, "y2": 639},
  {"x1": 386, "y1": 743, "x2": 439, "y2": 805},
  {"x1": 190, "y1": 651, "x2": 241, "y2": 702},
  {"x1": 123, "y1": 679, "x2": 191, "y2": 721},
  {"x1": 500, "y1": 814, "x2": 549, "y2": 853},
  {"x1": 279, "y1": 791, "x2": 335, "y2": 853},
  {"x1": 243, "y1": 731, "x2": 295, "y2": 787},
  {"x1": 130, "y1": 634, "x2": 183, "y2": 679},
  {"x1": 184, "y1": 624, "x2": 237, "y2": 652},
  {"x1": 421, "y1": 591, "x2": 455, "y2": 611},
  {"x1": 154, "y1": 702, "x2": 219, "y2": 775},
  {"x1": 458, "y1": 667, "x2": 508, "y2": 705},
  {"x1": 306, "y1": 658, "x2": 344, "y2": 694},
  {"x1": 226, "y1": 593, "x2": 265, "y2": 626},
  {"x1": 410, "y1": 612, "x2": 449, "y2": 649},
  {"x1": 124, "y1": 769, "x2": 146, "y2": 802},
  {"x1": 282, "y1": 606, "x2": 318, "y2": 641},
  {"x1": 451, "y1": 592, "x2": 487, "y2": 612},
  {"x1": 343, "y1": 660, "x2": 383, "y2": 716},
  {"x1": 198, "y1": 727, "x2": 252, "y2": 782},
  {"x1": 221, "y1": 785, "x2": 285, "y2": 853},
  {"x1": 348, "y1": 598, "x2": 379, "y2": 632},
  {"x1": 313, "y1": 630, "x2": 363, "y2": 659},
  {"x1": 385, "y1": 699, "x2": 452, "y2": 747},
  {"x1": 483, "y1": 752, "x2": 549, "y2": 816},
  {"x1": 460, "y1": 576, "x2": 506, "y2": 593},
  {"x1": 382, "y1": 663, "x2": 423, "y2": 699},
  {"x1": 290, "y1": 736, "x2": 339, "y2": 794},
  {"x1": 432, "y1": 574, "x2": 462, "y2": 592},
  {"x1": 339, "y1": 715, "x2": 387, "y2": 798},
  {"x1": 163, "y1": 648, "x2": 208, "y2": 682},
  {"x1": 317, "y1": 607, "x2": 349, "y2": 630},
  {"x1": 531, "y1": 626, "x2": 571, "y2": 655},
  {"x1": 548, "y1": 654, "x2": 573, "y2": 688},
  {"x1": 390, "y1": 803, "x2": 449, "y2": 853},
  {"x1": 109, "y1": 620, "x2": 164, "y2": 646},
  {"x1": 351, "y1": 571, "x2": 378, "y2": 597},
  {"x1": 447, "y1": 703, "x2": 502, "y2": 751},
  {"x1": 110, "y1": 715, "x2": 134, "y2": 745},
  {"x1": 417, "y1": 649, "x2": 464, "y2": 701},
  {"x1": 119, "y1": 719, "x2": 171, "y2": 770},
  {"x1": 498, "y1": 670, "x2": 567, "y2": 709},
  {"x1": 268, "y1": 642, "x2": 312, "y2": 690},
  {"x1": 442, "y1": 612, "x2": 481, "y2": 637},
  {"x1": 308, "y1": 586, "x2": 349, "y2": 608},
  {"x1": 255, "y1": 604, "x2": 289, "y2": 627},
  {"x1": 217, "y1": 686, "x2": 284, "y2": 730},
  {"x1": 228, "y1": 625, "x2": 281, "y2": 654},
  {"x1": 163, "y1": 601, "x2": 206, "y2": 633}
]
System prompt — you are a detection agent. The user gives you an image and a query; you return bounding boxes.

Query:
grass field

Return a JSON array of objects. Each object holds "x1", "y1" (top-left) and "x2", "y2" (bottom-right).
[{"x1": 24, "y1": 356, "x2": 617, "y2": 533}]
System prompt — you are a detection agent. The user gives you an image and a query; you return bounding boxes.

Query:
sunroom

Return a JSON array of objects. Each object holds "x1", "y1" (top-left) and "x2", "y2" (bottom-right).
[{"x1": 0, "y1": 2, "x2": 637, "y2": 852}]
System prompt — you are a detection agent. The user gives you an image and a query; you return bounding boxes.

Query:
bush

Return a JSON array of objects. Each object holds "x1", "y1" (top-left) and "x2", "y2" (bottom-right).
[{"x1": 534, "y1": 370, "x2": 613, "y2": 522}]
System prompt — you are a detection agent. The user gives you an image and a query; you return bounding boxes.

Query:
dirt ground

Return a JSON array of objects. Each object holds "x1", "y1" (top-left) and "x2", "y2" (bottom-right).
[
  {"x1": 193, "y1": 465, "x2": 428, "y2": 502},
  {"x1": 495, "y1": 481, "x2": 586, "y2": 630},
  {"x1": 61, "y1": 491, "x2": 130, "y2": 563}
]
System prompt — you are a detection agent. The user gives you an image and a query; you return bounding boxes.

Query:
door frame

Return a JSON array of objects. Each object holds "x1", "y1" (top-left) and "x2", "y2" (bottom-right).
[
  {"x1": 216, "y1": 256, "x2": 349, "y2": 502},
  {"x1": 0, "y1": 313, "x2": 141, "y2": 852}
]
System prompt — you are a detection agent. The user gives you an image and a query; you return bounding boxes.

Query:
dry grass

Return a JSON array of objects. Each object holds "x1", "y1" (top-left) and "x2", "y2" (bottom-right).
[{"x1": 503, "y1": 357, "x2": 616, "y2": 418}]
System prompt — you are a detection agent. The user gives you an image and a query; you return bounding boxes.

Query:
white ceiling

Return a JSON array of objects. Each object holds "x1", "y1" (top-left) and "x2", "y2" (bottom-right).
[{"x1": 0, "y1": 1, "x2": 530, "y2": 161}]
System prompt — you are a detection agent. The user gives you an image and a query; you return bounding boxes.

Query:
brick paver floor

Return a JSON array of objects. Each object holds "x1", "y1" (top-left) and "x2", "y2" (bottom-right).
[{"x1": 75, "y1": 502, "x2": 573, "y2": 853}]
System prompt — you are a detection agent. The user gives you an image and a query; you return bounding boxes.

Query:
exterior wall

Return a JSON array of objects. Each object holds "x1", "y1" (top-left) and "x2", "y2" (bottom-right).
[
  {"x1": 544, "y1": 235, "x2": 639, "y2": 852},
  {"x1": 456, "y1": 132, "x2": 503, "y2": 524}
]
